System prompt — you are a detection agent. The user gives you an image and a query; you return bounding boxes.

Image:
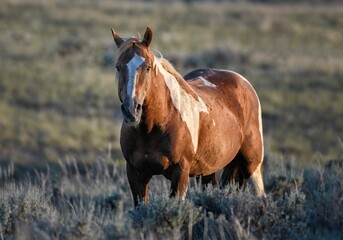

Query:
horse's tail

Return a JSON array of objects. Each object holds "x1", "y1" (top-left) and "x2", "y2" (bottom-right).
[{"x1": 219, "y1": 151, "x2": 249, "y2": 188}]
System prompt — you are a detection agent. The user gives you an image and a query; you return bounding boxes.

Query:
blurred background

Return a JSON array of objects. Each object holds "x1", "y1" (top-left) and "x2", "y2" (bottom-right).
[{"x1": 0, "y1": 0, "x2": 342, "y2": 169}]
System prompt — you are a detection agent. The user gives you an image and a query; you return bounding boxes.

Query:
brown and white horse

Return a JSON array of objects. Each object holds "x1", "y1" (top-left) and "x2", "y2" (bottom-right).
[{"x1": 111, "y1": 27, "x2": 265, "y2": 206}]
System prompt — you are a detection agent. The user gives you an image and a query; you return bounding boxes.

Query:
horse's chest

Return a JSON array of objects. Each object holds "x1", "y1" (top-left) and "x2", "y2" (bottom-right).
[
  {"x1": 122, "y1": 126, "x2": 171, "y2": 174},
  {"x1": 136, "y1": 136, "x2": 168, "y2": 160}
]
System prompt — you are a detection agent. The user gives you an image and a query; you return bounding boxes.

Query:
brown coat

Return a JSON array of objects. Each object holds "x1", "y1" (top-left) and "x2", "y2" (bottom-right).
[{"x1": 112, "y1": 27, "x2": 265, "y2": 206}]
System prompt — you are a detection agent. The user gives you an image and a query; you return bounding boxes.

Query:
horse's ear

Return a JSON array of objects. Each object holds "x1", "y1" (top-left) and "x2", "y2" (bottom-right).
[
  {"x1": 142, "y1": 27, "x2": 153, "y2": 48},
  {"x1": 111, "y1": 28, "x2": 124, "y2": 48}
]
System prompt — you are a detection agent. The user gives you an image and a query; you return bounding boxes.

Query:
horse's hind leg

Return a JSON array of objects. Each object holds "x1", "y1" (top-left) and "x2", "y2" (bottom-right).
[
  {"x1": 246, "y1": 159, "x2": 265, "y2": 197},
  {"x1": 220, "y1": 132, "x2": 265, "y2": 197},
  {"x1": 240, "y1": 127, "x2": 266, "y2": 197},
  {"x1": 196, "y1": 173, "x2": 217, "y2": 189},
  {"x1": 219, "y1": 151, "x2": 249, "y2": 189}
]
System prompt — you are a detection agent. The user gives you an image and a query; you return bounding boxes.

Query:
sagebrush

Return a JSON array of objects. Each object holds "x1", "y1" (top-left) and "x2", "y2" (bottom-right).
[{"x1": 0, "y1": 156, "x2": 342, "y2": 239}]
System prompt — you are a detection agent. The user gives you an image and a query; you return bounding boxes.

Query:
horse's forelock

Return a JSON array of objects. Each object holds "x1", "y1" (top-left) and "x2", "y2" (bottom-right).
[{"x1": 115, "y1": 37, "x2": 140, "y2": 63}]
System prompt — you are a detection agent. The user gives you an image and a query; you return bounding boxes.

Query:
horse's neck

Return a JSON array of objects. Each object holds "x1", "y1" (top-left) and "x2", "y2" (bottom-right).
[
  {"x1": 143, "y1": 60, "x2": 180, "y2": 132},
  {"x1": 144, "y1": 58, "x2": 208, "y2": 152},
  {"x1": 153, "y1": 58, "x2": 200, "y2": 103}
]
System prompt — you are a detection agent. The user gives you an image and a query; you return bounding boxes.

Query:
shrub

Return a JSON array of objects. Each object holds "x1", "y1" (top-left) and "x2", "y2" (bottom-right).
[
  {"x1": 303, "y1": 158, "x2": 343, "y2": 237},
  {"x1": 130, "y1": 195, "x2": 202, "y2": 239},
  {"x1": 0, "y1": 183, "x2": 57, "y2": 236}
]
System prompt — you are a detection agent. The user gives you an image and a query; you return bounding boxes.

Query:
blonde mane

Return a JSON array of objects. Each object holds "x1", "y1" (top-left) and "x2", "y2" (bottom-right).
[{"x1": 157, "y1": 57, "x2": 184, "y2": 82}]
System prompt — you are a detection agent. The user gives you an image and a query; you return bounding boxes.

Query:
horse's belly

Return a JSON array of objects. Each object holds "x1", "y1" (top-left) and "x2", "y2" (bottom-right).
[
  {"x1": 191, "y1": 148, "x2": 238, "y2": 176},
  {"x1": 190, "y1": 116, "x2": 243, "y2": 176}
]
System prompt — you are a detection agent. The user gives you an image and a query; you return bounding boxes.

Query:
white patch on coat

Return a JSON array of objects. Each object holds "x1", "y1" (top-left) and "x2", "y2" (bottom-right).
[
  {"x1": 126, "y1": 53, "x2": 145, "y2": 99},
  {"x1": 199, "y1": 77, "x2": 217, "y2": 88},
  {"x1": 154, "y1": 57, "x2": 208, "y2": 153}
]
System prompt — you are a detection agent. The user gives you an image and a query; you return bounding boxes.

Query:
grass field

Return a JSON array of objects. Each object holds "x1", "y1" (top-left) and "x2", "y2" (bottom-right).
[
  {"x1": 0, "y1": 0, "x2": 342, "y2": 164},
  {"x1": 0, "y1": 155, "x2": 342, "y2": 239},
  {"x1": 0, "y1": 0, "x2": 342, "y2": 239}
]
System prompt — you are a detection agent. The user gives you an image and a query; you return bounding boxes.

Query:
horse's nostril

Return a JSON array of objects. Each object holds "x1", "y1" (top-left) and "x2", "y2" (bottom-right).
[{"x1": 136, "y1": 104, "x2": 142, "y2": 111}]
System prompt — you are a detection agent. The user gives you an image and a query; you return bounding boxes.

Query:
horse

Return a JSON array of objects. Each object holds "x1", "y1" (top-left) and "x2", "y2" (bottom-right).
[{"x1": 111, "y1": 27, "x2": 265, "y2": 206}]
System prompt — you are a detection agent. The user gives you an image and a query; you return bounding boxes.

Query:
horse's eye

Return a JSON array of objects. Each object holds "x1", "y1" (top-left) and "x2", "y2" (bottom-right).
[
  {"x1": 116, "y1": 66, "x2": 121, "y2": 72},
  {"x1": 146, "y1": 66, "x2": 151, "y2": 73}
]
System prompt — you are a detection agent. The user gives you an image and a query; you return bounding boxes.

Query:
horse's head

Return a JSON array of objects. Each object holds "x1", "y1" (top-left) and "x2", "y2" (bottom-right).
[{"x1": 111, "y1": 27, "x2": 155, "y2": 126}]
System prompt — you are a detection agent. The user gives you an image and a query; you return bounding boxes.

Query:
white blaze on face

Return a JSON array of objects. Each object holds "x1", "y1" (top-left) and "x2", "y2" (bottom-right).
[
  {"x1": 154, "y1": 57, "x2": 208, "y2": 153},
  {"x1": 126, "y1": 53, "x2": 145, "y2": 99}
]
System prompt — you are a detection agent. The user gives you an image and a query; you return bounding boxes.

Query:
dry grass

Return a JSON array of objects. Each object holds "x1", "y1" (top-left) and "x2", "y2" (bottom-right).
[
  {"x1": 1, "y1": 0, "x2": 342, "y2": 164},
  {"x1": 0, "y1": 156, "x2": 342, "y2": 239}
]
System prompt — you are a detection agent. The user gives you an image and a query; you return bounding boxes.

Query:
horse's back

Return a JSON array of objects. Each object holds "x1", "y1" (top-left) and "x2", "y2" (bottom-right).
[
  {"x1": 184, "y1": 68, "x2": 255, "y2": 94},
  {"x1": 184, "y1": 68, "x2": 260, "y2": 115}
]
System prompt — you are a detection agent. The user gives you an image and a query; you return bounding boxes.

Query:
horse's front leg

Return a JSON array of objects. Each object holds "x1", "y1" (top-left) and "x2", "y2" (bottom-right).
[
  {"x1": 170, "y1": 160, "x2": 190, "y2": 201},
  {"x1": 126, "y1": 163, "x2": 151, "y2": 206}
]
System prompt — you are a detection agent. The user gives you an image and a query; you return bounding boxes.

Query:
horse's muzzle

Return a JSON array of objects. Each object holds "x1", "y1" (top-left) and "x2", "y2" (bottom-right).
[{"x1": 121, "y1": 101, "x2": 142, "y2": 126}]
